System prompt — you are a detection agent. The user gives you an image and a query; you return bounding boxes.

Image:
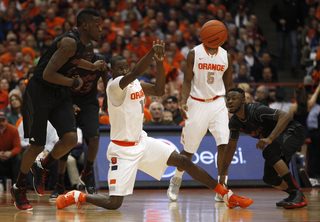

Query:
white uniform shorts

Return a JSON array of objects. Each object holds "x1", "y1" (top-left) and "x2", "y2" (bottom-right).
[
  {"x1": 181, "y1": 96, "x2": 229, "y2": 154},
  {"x1": 106, "y1": 131, "x2": 176, "y2": 196}
]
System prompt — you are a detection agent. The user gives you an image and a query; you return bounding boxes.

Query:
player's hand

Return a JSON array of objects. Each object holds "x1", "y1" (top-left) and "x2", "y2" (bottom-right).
[
  {"x1": 255, "y1": 138, "x2": 272, "y2": 151},
  {"x1": 92, "y1": 60, "x2": 107, "y2": 71},
  {"x1": 73, "y1": 104, "x2": 81, "y2": 115},
  {"x1": 152, "y1": 40, "x2": 165, "y2": 61},
  {"x1": 180, "y1": 104, "x2": 188, "y2": 120},
  {"x1": 72, "y1": 75, "x2": 83, "y2": 90}
]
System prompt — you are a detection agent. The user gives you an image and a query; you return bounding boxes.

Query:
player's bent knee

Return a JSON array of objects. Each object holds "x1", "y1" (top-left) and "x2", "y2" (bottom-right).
[
  {"x1": 62, "y1": 132, "x2": 78, "y2": 148},
  {"x1": 167, "y1": 151, "x2": 190, "y2": 169},
  {"x1": 107, "y1": 196, "x2": 124, "y2": 210},
  {"x1": 262, "y1": 147, "x2": 281, "y2": 166}
]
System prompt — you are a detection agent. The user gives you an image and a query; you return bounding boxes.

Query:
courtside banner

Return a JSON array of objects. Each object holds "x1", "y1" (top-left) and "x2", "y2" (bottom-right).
[{"x1": 96, "y1": 134, "x2": 264, "y2": 182}]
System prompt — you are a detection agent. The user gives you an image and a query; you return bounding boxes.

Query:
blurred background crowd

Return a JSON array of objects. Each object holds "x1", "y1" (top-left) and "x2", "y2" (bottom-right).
[{"x1": 1, "y1": 0, "x2": 320, "y2": 190}]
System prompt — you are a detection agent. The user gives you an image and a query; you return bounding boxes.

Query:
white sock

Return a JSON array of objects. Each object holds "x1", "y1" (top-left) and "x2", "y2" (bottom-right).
[
  {"x1": 174, "y1": 169, "x2": 184, "y2": 178},
  {"x1": 218, "y1": 175, "x2": 228, "y2": 184}
]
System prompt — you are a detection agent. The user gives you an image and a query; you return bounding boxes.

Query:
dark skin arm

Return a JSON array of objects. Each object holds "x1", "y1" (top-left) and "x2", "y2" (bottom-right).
[
  {"x1": 141, "y1": 49, "x2": 165, "y2": 96},
  {"x1": 78, "y1": 59, "x2": 106, "y2": 71},
  {"x1": 256, "y1": 110, "x2": 292, "y2": 150},
  {"x1": 220, "y1": 138, "x2": 238, "y2": 179},
  {"x1": 43, "y1": 37, "x2": 80, "y2": 88},
  {"x1": 119, "y1": 40, "x2": 165, "y2": 90},
  {"x1": 223, "y1": 53, "x2": 235, "y2": 94},
  {"x1": 180, "y1": 49, "x2": 195, "y2": 120}
]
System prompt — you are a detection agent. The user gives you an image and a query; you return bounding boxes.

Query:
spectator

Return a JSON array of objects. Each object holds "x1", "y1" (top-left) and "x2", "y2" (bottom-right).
[
  {"x1": 16, "y1": 78, "x2": 27, "y2": 96},
  {"x1": 164, "y1": 96, "x2": 183, "y2": 125},
  {"x1": 0, "y1": 39, "x2": 19, "y2": 66},
  {"x1": 244, "y1": 44, "x2": 259, "y2": 74},
  {"x1": 12, "y1": 52, "x2": 28, "y2": 79},
  {"x1": 2, "y1": 65, "x2": 17, "y2": 92},
  {"x1": 252, "y1": 51, "x2": 278, "y2": 82},
  {"x1": 289, "y1": 84, "x2": 320, "y2": 166},
  {"x1": 45, "y1": 8, "x2": 66, "y2": 37},
  {"x1": 233, "y1": 51, "x2": 250, "y2": 78},
  {"x1": 0, "y1": 111, "x2": 22, "y2": 187},
  {"x1": 181, "y1": 36, "x2": 196, "y2": 59},
  {"x1": 6, "y1": 94, "x2": 23, "y2": 126},
  {"x1": 255, "y1": 85, "x2": 269, "y2": 106},
  {"x1": 149, "y1": 19, "x2": 165, "y2": 41},
  {"x1": 259, "y1": 67, "x2": 278, "y2": 101},
  {"x1": 0, "y1": 85, "x2": 9, "y2": 110},
  {"x1": 162, "y1": 110, "x2": 173, "y2": 122},
  {"x1": 306, "y1": 97, "x2": 320, "y2": 179},
  {"x1": 269, "y1": 87, "x2": 292, "y2": 113},
  {"x1": 140, "y1": 24, "x2": 158, "y2": 51},
  {"x1": 233, "y1": 64, "x2": 254, "y2": 83},
  {"x1": 249, "y1": 13, "x2": 264, "y2": 36},
  {"x1": 126, "y1": 35, "x2": 148, "y2": 60},
  {"x1": 245, "y1": 91, "x2": 255, "y2": 103},
  {"x1": 270, "y1": 0, "x2": 304, "y2": 75},
  {"x1": 0, "y1": 78, "x2": 10, "y2": 93},
  {"x1": 121, "y1": 0, "x2": 142, "y2": 22},
  {"x1": 144, "y1": 101, "x2": 175, "y2": 126}
]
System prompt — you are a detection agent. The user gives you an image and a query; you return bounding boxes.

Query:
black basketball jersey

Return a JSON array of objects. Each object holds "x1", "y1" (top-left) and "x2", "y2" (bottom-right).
[
  {"x1": 229, "y1": 103, "x2": 300, "y2": 140},
  {"x1": 34, "y1": 29, "x2": 85, "y2": 88},
  {"x1": 70, "y1": 54, "x2": 105, "y2": 106}
]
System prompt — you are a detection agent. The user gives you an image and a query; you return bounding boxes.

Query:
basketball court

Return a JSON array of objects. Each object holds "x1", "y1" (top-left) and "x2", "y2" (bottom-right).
[{"x1": 1, "y1": 187, "x2": 319, "y2": 222}]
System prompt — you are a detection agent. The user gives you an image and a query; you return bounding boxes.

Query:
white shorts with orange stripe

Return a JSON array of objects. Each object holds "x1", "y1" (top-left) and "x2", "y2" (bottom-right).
[
  {"x1": 106, "y1": 130, "x2": 175, "y2": 196},
  {"x1": 181, "y1": 96, "x2": 229, "y2": 154}
]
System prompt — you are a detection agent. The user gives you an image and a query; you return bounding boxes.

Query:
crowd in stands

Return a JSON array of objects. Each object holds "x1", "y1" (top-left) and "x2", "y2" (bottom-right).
[{"x1": 1, "y1": 0, "x2": 320, "y2": 188}]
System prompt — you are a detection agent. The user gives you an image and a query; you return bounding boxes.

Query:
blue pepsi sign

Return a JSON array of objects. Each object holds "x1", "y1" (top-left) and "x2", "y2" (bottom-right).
[{"x1": 96, "y1": 134, "x2": 264, "y2": 183}]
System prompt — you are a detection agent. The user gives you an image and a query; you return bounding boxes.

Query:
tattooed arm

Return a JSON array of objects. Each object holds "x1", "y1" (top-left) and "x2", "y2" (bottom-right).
[
  {"x1": 255, "y1": 110, "x2": 292, "y2": 150},
  {"x1": 43, "y1": 37, "x2": 81, "y2": 87}
]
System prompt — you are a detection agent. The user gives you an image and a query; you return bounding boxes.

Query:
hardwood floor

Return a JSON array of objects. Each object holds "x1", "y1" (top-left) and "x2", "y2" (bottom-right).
[{"x1": 1, "y1": 188, "x2": 319, "y2": 222}]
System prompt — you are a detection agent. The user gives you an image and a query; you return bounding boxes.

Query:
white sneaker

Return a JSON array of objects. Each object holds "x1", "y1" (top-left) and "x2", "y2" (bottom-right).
[
  {"x1": 167, "y1": 177, "x2": 182, "y2": 202},
  {"x1": 215, "y1": 184, "x2": 227, "y2": 202}
]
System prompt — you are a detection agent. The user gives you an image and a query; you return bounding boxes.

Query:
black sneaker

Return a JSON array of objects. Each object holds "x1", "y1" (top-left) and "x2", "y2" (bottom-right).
[
  {"x1": 276, "y1": 197, "x2": 290, "y2": 207},
  {"x1": 11, "y1": 184, "x2": 33, "y2": 210},
  {"x1": 79, "y1": 171, "x2": 97, "y2": 194},
  {"x1": 282, "y1": 190, "x2": 308, "y2": 209},
  {"x1": 31, "y1": 160, "x2": 49, "y2": 196},
  {"x1": 49, "y1": 183, "x2": 65, "y2": 202}
]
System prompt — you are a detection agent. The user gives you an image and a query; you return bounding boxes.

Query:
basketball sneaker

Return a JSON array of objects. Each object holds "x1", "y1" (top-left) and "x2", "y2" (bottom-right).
[
  {"x1": 276, "y1": 197, "x2": 291, "y2": 207},
  {"x1": 223, "y1": 190, "x2": 254, "y2": 208},
  {"x1": 49, "y1": 183, "x2": 65, "y2": 202},
  {"x1": 11, "y1": 184, "x2": 33, "y2": 210},
  {"x1": 215, "y1": 184, "x2": 227, "y2": 202},
  {"x1": 167, "y1": 177, "x2": 182, "y2": 202},
  {"x1": 31, "y1": 160, "x2": 49, "y2": 196},
  {"x1": 56, "y1": 190, "x2": 86, "y2": 209},
  {"x1": 282, "y1": 190, "x2": 308, "y2": 209},
  {"x1": 79, "y1": 170, "x2": 97, "y2": 194}
]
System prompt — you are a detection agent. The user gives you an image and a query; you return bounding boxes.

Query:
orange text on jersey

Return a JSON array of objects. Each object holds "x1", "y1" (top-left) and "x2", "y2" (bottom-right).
[
  {"x1": 198, "y1": 63, "x2": 225, "y2": 71},
  {"x1": 131, "y1": 89, "x2": 145, "y2": 100}
]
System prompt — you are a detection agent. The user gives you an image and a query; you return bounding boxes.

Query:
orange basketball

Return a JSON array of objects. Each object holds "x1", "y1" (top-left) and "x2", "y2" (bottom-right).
[{"x1": 200, "y1": 20, "x2": 228, "y2": 48}]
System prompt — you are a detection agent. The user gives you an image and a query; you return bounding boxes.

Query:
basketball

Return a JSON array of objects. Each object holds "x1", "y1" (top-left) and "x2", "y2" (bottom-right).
[{"x1": 200, "y1": 20, "x2": 228, "y2": 48}]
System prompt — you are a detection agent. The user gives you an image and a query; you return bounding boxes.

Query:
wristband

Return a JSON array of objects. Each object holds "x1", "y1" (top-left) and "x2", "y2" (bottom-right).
[{"x1": 72, "y1": 79, "x2": 80, "y2": 88}]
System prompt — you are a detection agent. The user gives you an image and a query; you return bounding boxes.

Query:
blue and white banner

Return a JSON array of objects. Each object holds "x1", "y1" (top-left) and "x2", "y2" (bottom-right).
[{"x1": 96, "y1": 135, "x2": 264, "y2": 182}]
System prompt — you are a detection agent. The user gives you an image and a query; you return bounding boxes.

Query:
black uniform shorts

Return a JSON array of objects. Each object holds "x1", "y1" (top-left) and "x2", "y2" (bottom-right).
[
  {"x1": 75, "y1": 99, "x2": 100, "y2": 140},
  {"x1": 23, "y1": 77, "x2": 76, "y2": 146}
]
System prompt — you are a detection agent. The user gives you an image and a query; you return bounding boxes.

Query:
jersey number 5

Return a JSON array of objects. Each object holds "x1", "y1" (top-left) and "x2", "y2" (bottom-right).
[{"x1": 207, "y1": 72, "x2": 214, "y2": 84}]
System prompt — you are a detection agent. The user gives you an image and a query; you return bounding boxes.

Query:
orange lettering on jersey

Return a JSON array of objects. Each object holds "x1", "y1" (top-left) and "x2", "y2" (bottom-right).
[
  {"x1": 198, "y1": 63, "x2": 225, "y2": 71},
  {"x1": 130, "y1": 89, "x2": 145, "y2": 100}
]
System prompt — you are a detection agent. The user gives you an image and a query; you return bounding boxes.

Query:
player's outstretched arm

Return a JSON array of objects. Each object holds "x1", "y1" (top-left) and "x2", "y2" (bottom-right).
[
  {"x1": 119, "y1": 40, "x2": 164, "y2": 89},
  {"x1": 223, "y1": 53, "x2": 235, "y2": 94},
  {"x1": 43, "y1": 37, "x2": 79, "y2": 87},
  {"x1": 141, "y1": 41, "x2": 166, "y2": 96}
]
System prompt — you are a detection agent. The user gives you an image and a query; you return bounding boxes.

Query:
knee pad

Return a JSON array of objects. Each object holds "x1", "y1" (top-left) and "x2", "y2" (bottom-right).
[
  {"x1": 60, "y1": 151, "x2": 70, "y2": 161},
  {"x1": 262, "y1": 143, "x2": 282, "y2": 166}
]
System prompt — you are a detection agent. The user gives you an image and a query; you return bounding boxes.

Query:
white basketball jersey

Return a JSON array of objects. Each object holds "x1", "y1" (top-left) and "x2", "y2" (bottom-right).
[
  {"x1": 107, "y1": 77, "x2": 145, "y2": 141},
  {"x1": 191, "y1": 44, "x2": 228, "y2": 99}
]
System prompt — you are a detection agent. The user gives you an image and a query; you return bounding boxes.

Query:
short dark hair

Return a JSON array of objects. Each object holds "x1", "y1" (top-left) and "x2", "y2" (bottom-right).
[
  {"x1": 77, "y1": 9, "x2": 100, "y2": 27},
  {"x1": 228, "y1": 87, "x2": 245, "y2": 98},
  {"x1": 110, "y1": 55, "x2": 126, "y2": 69}
]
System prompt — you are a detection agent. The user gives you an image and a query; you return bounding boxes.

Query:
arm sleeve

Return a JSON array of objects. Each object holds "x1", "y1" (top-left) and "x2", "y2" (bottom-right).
[{"x1": 254, "y1": 105, "x2": 278, "y2": 122}]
